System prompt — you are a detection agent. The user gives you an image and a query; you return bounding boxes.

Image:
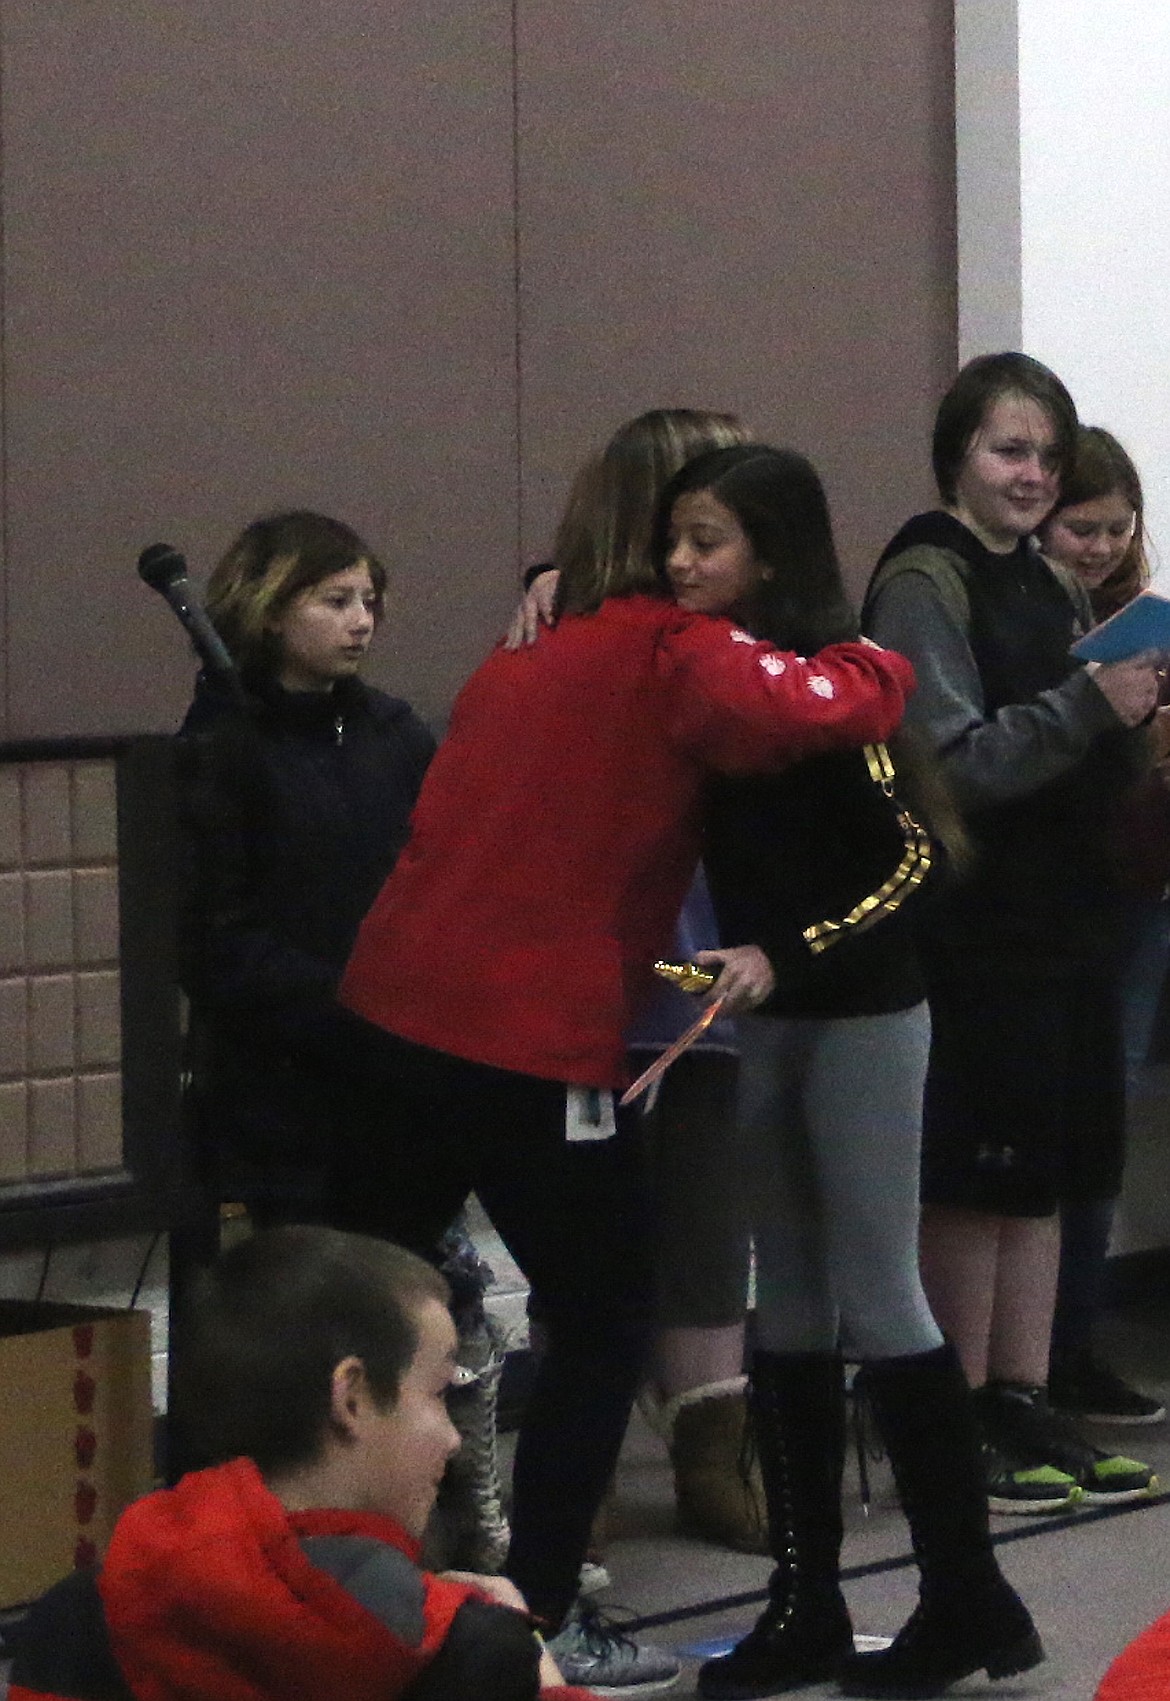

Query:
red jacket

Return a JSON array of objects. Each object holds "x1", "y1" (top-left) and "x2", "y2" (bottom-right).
[
  {"x1": 9, "y1": 1458, "x2": 596, "y2": 1701},
  {"x1": 1097, "y1": 1612, "x2": 1170, "y2": 1701},
  {"x1": 341, "y1": 595, "x2": 913, "y2": 1085}
]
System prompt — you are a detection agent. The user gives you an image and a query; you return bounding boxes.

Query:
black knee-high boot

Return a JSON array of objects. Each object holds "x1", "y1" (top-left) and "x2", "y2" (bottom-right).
[
  {"x1": 698, "y1": 1351, "x2": 853, "y2": 1700},
  {"x1": 840, "y1": 1342, "x2": 1045, "y2": 1698}
]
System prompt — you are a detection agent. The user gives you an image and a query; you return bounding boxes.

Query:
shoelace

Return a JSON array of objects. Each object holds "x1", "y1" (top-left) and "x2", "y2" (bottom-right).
[
  {"x1": 735, "y1": 1406, "x2": 767, "y2": 1534},
  {"x1": 569, "y1": 1601, "x2": 641, "y2": 1659},
  {"x1": 848, "y1": 1369, "x2": 887, "y2": 1515},
  {"x1": 992, "y1": 1384, "x2": 1098, "y2": 1472}
]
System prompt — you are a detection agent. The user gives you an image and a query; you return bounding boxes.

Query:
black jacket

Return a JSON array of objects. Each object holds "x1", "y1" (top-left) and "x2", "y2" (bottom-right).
[
  {"x1": 178, "y1": 671, "x2": 435, "y2": 1190},
  {"x1": 703, "y1": 748, "x2": 928, "y2": 1019}
]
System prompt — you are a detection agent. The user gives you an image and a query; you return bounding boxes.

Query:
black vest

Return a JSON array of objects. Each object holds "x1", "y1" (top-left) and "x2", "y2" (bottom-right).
[{"x1": 871, "y1": 513, "x2": 1136, "y2": 970}]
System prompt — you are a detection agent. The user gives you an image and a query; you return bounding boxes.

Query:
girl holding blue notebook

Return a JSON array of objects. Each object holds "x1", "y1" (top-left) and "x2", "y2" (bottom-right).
[{"x1": 1040, "y1": 426, "x2": 1170, "y2": 1428}]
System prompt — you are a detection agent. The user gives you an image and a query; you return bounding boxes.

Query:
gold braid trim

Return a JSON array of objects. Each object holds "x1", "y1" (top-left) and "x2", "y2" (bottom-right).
[{"x1": 802, "y1": 744, "x2": 933, "y2": 957}]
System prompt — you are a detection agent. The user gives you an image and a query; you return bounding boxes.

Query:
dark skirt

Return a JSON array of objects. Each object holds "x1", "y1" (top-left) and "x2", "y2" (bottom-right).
[{"x1": 920, "y1": 960, "x2": 1126, "y2": 1216}]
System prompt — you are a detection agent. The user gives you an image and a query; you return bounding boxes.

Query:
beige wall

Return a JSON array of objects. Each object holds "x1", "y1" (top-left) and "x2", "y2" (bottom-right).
[{"x1": 0, "y1": 0, "x2": 956, "y2": 739}]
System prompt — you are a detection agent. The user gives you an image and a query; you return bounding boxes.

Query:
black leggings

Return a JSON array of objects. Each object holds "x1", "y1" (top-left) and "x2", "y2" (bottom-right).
[{"x1": 328, "y1": 1021, "x2": 653, "y2": 1627}]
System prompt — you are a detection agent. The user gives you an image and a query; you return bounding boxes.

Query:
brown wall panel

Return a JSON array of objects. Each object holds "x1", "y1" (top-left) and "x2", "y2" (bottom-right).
[
  {"x1": 0, "y1": 0, "x2": 517, "y2": 737},
  {"x1": 515, "y1": 0, "x2": 957, "y2": 595},
  {"x1": 0, "y1": 1, "x2": 956, "y2": 739}
]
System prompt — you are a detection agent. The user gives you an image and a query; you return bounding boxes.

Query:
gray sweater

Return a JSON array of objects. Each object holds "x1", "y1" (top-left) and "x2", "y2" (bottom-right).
[
  {"x1": 866, "y1": 543, "x2": 1119, "y2": 810},
  {"x1": 864, "y1": 514, "x2": 1140, "y2": 969}
]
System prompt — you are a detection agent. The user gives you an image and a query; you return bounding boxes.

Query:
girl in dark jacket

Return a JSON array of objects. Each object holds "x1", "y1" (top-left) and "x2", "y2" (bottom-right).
[
  {"x1": 178, "y1": 512, "x2": 522, "y2": 1578},
  {"x1": 652, "y1": 445, "x2": 1041, "y2": 1700},
  {"x1": 179, "y1": 510, "x2": 435, "y2": 1224}
]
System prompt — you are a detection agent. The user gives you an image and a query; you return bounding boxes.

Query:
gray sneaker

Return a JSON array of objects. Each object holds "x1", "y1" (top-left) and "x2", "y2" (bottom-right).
[
  {"x1": 578, "y1": 1558, "x2": 613, "y2": 1595},
  {"x1": 547, "y1": 1602, "x2": 681, "y2": 1695}
]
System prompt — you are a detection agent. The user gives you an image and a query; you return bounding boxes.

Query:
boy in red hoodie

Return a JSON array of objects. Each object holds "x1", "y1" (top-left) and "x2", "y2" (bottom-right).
[{"x1": 10, "y1": 1226, "x2": 598, "y2": 1701}]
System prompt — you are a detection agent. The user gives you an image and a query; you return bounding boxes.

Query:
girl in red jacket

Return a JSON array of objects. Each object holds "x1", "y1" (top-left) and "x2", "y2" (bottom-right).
[{"x1": 329, "y1": 410, "x2": 914, "y2": 1688}]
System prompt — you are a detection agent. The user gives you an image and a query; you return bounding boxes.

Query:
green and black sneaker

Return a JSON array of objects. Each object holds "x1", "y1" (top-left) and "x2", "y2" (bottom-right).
[
  {"x1": 982, "y1": 1436, "x2": 1082, "y2": 1515},
  {"x1": 979, "y1": 1381, "x2": 1157, "y2": 1507}
]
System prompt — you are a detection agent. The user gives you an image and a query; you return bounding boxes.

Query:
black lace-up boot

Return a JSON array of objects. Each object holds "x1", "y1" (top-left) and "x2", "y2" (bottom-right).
[
  {"x1": 840, "y1": 1342, "x2": 1044, "y2": 1698},
  {"x1": 697, "y1": 1351, "x2": 853, "y2": 1699}
]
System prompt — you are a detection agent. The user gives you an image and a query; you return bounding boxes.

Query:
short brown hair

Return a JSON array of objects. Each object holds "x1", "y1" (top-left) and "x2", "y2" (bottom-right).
[
  {"x1": 206, "y1": 511, "x2": 387, "y2": 680},
  {"x1": 931, "y1": 353, "x2": 1078, "y2": 506},
  {"x1": 174, "y1": 1226, "x2": 449, "y2": 1476},
  {"x1": 554, "y1": 408, "x2": 749, "y2": 616}
]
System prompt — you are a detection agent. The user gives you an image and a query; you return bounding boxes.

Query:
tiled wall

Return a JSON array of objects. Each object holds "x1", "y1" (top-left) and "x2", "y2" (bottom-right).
[{"x1": 0, "y1": 759, "x2": 124, "y2": 1183}]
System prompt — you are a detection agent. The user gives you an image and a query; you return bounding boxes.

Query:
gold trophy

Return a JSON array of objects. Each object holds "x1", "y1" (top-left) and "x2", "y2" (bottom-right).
[
  {"x1": 652, "y1": 959, "x2": 717, "y2": 994},
  {"x1": 624, "y1": 961, "x2": 724, "y2": 1106}
]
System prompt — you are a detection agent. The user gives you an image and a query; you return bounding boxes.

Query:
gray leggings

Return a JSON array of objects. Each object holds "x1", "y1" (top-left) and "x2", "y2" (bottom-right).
[{"x1": 740, "y1": 1003, "x2": 942, "y2": 1360}]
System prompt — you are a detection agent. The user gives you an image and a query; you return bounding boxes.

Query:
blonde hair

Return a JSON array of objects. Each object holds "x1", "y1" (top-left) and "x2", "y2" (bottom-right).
[
  {"x1": 554, "y1": 408, "x2": 749, "y2": 616},
  {"x1": 206, "y1": 511, "x2": 386, "y2": 680}
]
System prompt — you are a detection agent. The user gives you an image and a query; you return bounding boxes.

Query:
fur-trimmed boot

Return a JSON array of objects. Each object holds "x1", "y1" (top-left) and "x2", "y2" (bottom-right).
[
  {"x1": 697, "y1": 1352, "x2": 853, "y2": 1700},
  {"x1": 839, "y1": 1342, "x2": 1045, "y2": 1698},
  {"x1": 659, "y1": 1376, "x2": 768, "y2": 1553}
]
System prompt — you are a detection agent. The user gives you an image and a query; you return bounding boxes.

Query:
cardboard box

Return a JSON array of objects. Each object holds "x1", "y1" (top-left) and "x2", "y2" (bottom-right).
[{"x1": 0, "y1": 1299, "x2": 153, "y2": 1609}]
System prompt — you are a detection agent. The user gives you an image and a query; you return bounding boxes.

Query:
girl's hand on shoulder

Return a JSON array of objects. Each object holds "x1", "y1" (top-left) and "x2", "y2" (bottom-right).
[
  {"x1": 538, "y1": 1645, "x2": 568, "y2": 1689},
  {"x1": 503, "y1": 569, "x2": 560, "y2": 649},
  {"x1": 694, "y1": 945, "x2": 775, "y2": 1014}
]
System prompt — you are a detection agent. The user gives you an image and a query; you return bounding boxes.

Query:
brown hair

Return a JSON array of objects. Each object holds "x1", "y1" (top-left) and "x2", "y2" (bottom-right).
[
  {"x1": 653, "y1": 444, "x2": 857, "y2": 652},
  {"x1": 554, "y1": 408, "x2": 749, "y2": 616},
  {"x1": 174, "y1": 1226, "x2": 449, "y2": 1476},
  {"x1": 931, "y1": 352, "x2": 1078, "y2": 506},
  {"x1": 206, "y1": 511, "x2": 387, "y2": 681},
  {"x1": 656, "y1": 445, "x2": 971, "y2": 871},
  {"x1": 1041, "y1": 425, "x2": 1148, "y2": 619}
]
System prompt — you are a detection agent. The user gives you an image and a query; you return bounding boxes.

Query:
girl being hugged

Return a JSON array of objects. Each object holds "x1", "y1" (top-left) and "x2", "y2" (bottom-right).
[{"x1": 654, "y1": 445, "x2": 1041, "y2": 1701}]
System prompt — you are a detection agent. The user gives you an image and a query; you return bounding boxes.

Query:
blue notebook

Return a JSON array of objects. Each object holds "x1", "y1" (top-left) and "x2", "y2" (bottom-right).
[{"x1": 1072, "y1": 590, "x2": 1170, "y2": 663}]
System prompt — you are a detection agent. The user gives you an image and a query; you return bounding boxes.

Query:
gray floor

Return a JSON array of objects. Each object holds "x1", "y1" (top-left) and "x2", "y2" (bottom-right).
[
  {"x1": 2, "y1": 1251, "x2": 1168, "y2": 1698},
  {"x1": 469, "y1": 1194, "x2": 1170, "y2": 1695},
  {"x1": 588, "y1": 1299, "x2": 1170, "y2": 1699}
]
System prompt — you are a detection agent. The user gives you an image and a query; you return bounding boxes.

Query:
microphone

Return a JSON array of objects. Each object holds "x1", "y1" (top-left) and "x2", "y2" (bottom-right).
[{"x1": 137, "y1": 542, "x2": 243, "y2": 692}]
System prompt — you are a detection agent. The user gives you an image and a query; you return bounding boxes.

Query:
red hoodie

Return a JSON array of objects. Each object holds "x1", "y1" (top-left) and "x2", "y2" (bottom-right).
[
  {"x1": 10, "y1": 1459, "x2": 597, "y2": 1701},
  {"x1": 1097, "y1": 1611, "x2": 1170, "y2": 1701}
]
